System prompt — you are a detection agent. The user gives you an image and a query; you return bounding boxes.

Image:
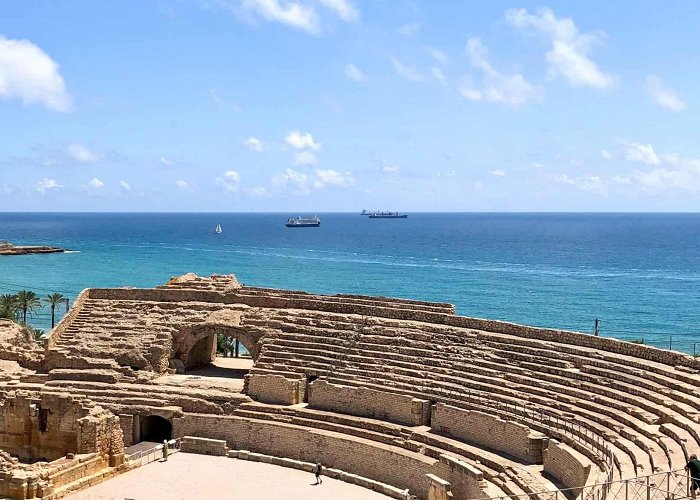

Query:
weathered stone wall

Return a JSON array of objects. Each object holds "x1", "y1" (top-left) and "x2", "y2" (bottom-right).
[
  {"x1": 308, "y1": 379, "x2": 431, "y2": 426},
  {"x1": 181, "y1": 436, "x2": 228, "y2": 456},
  {"x1": 543, "y1": 440, "x2": 593, "y2": 497},
  {"x1": 0, "y1": 391, "x2": 124, "y2": 464},
  {"x1": 184, "y1": 335, "x2": 216, "y2": 370},
  {"x1": 0, "y1": 391, "x2": 125, "y2": 499},
  {"x1": 432, "y1": 403, "x2": 547, "y2": 464},
  {"x1": 173, "y1": 413, "x2": 485, "y2": 499},
  {"x1": 119, "y1": 414, "x2": 134, "y2": 447},
  {"x1": 247, "y1": 374, "x2": 302, "y2": 405}
]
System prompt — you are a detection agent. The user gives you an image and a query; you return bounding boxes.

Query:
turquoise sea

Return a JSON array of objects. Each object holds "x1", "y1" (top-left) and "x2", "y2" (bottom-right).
[{"x1": 1, "y1": 213, "x2": 699, "y2": 353}]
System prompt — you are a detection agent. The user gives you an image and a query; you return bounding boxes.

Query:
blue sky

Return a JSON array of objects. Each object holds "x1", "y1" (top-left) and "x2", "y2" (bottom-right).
[{"x1": 1, "y1": 0, "x2": 699, "y2": 212}]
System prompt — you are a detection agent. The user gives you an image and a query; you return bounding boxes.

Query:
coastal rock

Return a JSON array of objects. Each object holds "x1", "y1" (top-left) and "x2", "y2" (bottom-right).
[{"x1": 0, "y1": 241, "x2": 65, "y2": 256}]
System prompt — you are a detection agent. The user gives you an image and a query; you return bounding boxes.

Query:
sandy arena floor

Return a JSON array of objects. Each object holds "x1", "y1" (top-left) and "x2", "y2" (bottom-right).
[{"x1": 67, "y1": 452, "x2": 393, "y2": 500}]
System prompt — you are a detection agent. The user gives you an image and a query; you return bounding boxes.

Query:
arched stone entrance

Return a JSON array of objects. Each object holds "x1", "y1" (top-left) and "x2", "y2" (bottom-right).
[
  {"x1": 139, "y1": 415, "x2": 172, "y2": 443},
  {"x1": 186, "y1": 335, "x2": 217, "y2": 370},
  {"x1": 170, "y1": 310, "x2": 263, "y2": 375}
]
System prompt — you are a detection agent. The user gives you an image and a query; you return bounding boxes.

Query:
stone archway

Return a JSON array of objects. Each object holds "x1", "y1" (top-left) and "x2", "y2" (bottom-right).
[
  {"x1": 170, "y1": 309, "x2": 263, "y2": 374},
  {"x1": 139, "y1": 415, "x2": 172, "y2": 442}
]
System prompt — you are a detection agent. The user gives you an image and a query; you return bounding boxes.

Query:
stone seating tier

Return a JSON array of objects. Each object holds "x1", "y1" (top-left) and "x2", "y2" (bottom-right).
[{"x1": 39, "y1": 276, "x2": 700, "y2": 500}]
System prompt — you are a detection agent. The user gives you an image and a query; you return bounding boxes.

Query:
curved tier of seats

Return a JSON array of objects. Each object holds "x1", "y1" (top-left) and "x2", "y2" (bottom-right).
[{"x1": 40, "y1": 276, "x2": 700, "y2": 500}]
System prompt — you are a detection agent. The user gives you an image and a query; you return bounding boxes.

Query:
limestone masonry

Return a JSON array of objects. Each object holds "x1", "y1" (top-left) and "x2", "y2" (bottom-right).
[{"x1": 0, "y1": 273, "x2": 699, "y2": 499}]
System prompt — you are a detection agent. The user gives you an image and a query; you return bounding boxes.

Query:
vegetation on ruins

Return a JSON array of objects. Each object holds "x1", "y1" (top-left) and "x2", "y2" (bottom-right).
[
  {"x1": 216, "y1": 334, "x2": 239, "y2": 357},
  {"x1": 0, "y1": 294, "x2": 17, "y2": 320},
  {"x1": 45, "y1": 292, "x2": 65, "y2": 328}
]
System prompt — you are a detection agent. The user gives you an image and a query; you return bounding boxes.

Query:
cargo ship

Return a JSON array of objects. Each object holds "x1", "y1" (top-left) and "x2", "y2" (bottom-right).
[
  {"x1": 367, "y1": 211, "x2": 408, "y2": 219},
  {"x1": 285, "y1": 216, "x2": 321, "y2": 227}
]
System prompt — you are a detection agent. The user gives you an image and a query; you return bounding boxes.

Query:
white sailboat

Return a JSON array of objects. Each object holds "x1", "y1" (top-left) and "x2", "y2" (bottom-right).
[{"x1": 214, "y1": 224, "x2": 222, "y2": 234}]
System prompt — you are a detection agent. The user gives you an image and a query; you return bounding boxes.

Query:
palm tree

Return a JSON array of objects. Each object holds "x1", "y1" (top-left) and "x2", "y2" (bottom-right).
[
  {"x1": 45, "y1": 292, "x2": 65, "y2": 328},
  {"x1": 0, "y1": 294, "x2": 18, "y2": 320},
  {"x1": 15, "y1": 290, "x2": 42, "y2": 324},
  {"x1": 31, "y1": 328, "x2": 45, "y2": 341}
]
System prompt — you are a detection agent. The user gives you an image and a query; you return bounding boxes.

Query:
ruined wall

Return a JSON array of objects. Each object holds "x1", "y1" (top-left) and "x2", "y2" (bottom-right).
[
  {"x1": 0, "y1": 391, "x2": 124, "y2": 463},
  {"x1": 246, "y1": 374, "x2": 303, "y2": 405},
  {"x1": 308, "y1": 380, "x2": 431, "y2": 426},
  {"x1": 174, "y1": 413, "x2": 486, "y2": 499},
  {"x1": 543, "y1": 440, "x2": 593, "y2": 496},
  {"x1": 0, "y1": 320, "x2": 44, "y2": 370},
  {"x1": 432, "y1": 404, "x2": 547, "y2": 464}
]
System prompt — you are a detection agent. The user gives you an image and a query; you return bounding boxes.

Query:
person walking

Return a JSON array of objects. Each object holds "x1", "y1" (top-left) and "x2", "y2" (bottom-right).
[
  {"x1": 162, "y1": 439, "x2": 169, "y2": 462},
  {"x1": 687, "y1": 454, "x2": 700, "y2": 498},
  {"x1": 314, "y1": 462, "x2": 323, "y2": 484}
]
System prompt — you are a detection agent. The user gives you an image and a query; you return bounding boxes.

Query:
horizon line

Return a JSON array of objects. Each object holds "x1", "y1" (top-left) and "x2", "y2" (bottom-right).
[{"x1": 1, "y1": 211, "x2": 700, "y2": 215}]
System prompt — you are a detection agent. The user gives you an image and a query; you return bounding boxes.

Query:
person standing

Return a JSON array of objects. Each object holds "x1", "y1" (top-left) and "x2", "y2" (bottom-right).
[
  {"x1": 314, "y1": 462, "x2": 322, "y2": 484},
  {"x1": 162, "y1": 439, "x2": 169, "y2": 462},
  {"x1": 687, "y1": 454, "x2": 700, "y2": 498}
]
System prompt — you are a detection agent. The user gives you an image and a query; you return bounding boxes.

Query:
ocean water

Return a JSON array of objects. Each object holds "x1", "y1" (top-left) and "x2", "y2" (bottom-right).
[{"x1": 1, "y1": 212, "x2": 699, "y2": 352}]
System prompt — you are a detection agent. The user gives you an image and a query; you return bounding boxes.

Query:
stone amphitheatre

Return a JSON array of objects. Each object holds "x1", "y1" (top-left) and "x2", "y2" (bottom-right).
[{"x1": 0, "y1": 272, "x2": 697, "y2": 499}]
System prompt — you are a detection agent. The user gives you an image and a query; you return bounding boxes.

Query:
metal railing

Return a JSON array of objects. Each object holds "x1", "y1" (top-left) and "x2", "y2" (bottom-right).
[
  {"x1": 453, "y1": 390, "x2": 616, "y2": 479},
  {"x1": 126, "y1": 438, "x2": 181, "y2": 467},
  {"x1": 480, "y1": 469, "x2": 691, "y2": 500}
]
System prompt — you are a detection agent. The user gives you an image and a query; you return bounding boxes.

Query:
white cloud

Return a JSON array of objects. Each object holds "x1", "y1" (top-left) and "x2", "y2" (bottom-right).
[
  {"x1": 272, "y1": 168, "x2": 311, "y2": 194},
  {"x1": 216, "y1": 170, "x2": 241, "y2": 192},
  {"x1": 532, "y1": 162, "x2": 544, "y2": 169},
  {"x1": 490, "y1": 169, "x2": 506, "y2": 177},
  {"x1": 623, "y1": 142, "x2": 660, "y2": 165},
  {"x1": 67, "y1": 144, "x2": 98, "y2": 163},
  {"x1": 612, "y1": 142, "x2": 700, "y2": 193},
  {"x1": 292, "y1": 150, "x2": 319, "y2": 166},
  {"x1": 611, "y1": 175, "x2": 631, "y2": 184},
  {"x1": 272, "y1": 167, "x2": 355, "y2": 194},
  {"x1": 391, "y1": 58, "x2": 425, "y2": 82},
  {"x1": 506, "y1": 8, "x2": 614, "y2": 90},
  {"x1": 285, "y1": 130, "x2": 321, "y2": 150},
  {"x1": 427, "y1": 48, "x2": 448, "y2": 65},
  {"x1": 554, "y1": 173, "x2": 605, "y2": 193},
  {"x1": 243, "y1": 137, "x2": 264, "y2": 152},
  {"x1": 646, "y1": 75, "x2": 686, "y2": 112},
  {"x1": 240, "y1": 0, "x2": 320, "y2": 35},
  {"x1": 317, "y1": 0, "x2": 359, "y2": 22},
  {"x1": 460, "y1": 38, "x2": 540, "y2": 107},
  {"x1": 160, "y1": 156, "x2": 173, "y2": 166},
  {"x1": 634, "y1": 168, "x2": 698, "y2": 191},
  {"x1": 36, "y1": 178, "x2": 62, "y2": 193},
  {"x1": 314, "y1": 168, "x2": 355, "y2": 188},
  {"x1": 176, "y1": 180, "x2": 189, "y2": 189},
  {"x1": 436, "y1": 170, "x2": 456, "y2": 177},
  {"x1": 87, "y1": 177, "x2": 104, "y2": 189},
  {"x1": 209, "y1": 88, "x2": 224, "y2": 107},
  {"x1": 208, "y1": 88, "x2": 242, "y2": 112},
  {"x1": 397, "y1": 22, "x2": 420, "y2": 36},
  {"x1": 0, "y1": 35, "x2": 73, "y2": 112},
  {"x1": 382, "y1": 161, "x2": 400, "y2": 173},
  {"x1": 119, "y1": 180, "x2": 131, "y2": 191},
  {"x1": 431, "y1": 67, "x2": 445, "y2": 82},
  {"x1": 246, "y1": 186, "x2": 268, "y2": 197},
  {"x1": 344, "y1": 63, "x2": 367, "y2": 83},
  {"x1": 601, "y1": 149, "x2": 612, "y2": 160}
]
